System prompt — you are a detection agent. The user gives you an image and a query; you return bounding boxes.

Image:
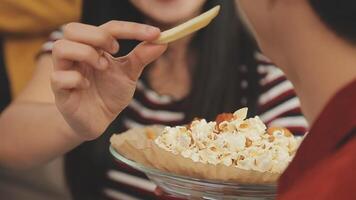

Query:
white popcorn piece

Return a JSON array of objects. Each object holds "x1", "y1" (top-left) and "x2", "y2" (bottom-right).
[
  {"x1": 233, "y1": 107, "x2": 248, "y2": 121},
  {"x1": 155, "y1": 108, "x2": 304, "y2": 173}
]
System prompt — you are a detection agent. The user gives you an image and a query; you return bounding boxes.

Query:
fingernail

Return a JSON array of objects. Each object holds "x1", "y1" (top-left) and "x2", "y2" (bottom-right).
[
  {"x1": 145, "y1": 26, "x2": 160, "y2": 34},
  {"x1": 112, "y1": 41, "x2": 119, "y2": 53},
  {"x1": 99, "y1": 57, "x2": 108, "y2": 69}
]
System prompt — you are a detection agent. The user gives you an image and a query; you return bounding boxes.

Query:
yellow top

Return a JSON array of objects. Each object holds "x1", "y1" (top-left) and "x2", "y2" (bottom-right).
[{"x1": 1, "y1": 0, "x2": 82, "y2": 97}]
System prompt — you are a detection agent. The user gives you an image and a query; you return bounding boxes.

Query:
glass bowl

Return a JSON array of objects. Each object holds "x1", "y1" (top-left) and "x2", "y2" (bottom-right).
[{"x1": 110, "y1": 146, "x2": 277, "y2": 200}]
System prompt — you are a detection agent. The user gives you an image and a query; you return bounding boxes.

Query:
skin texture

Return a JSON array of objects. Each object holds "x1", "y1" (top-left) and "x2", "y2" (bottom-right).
[
  {"x1": 129, "y1": 0, "x2": 206, "y2": 26},
  {"x1": 235, "y1": 0, "x2": 356, "y2": 125},
  {"x1": 0, "y1": 0, "x2": 207, "y2": 169},
  {"x1": 51, "y1": 21, "x2": 167, "y2": 140},
  {"x1": 0, "y1": 21, "x2": 167, "y2": 169}
]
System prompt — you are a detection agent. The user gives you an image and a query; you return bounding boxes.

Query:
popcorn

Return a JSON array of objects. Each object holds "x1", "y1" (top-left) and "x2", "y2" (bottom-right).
[
  {"x1": 155, "y1": 108, "x2": 304, "y2": 174},
  {"x1": 217, "y1": 133, "x2": 246, "y2": 152},
  {"x1": 233, "y1": 107, "x2": 248, "y2": 120}
]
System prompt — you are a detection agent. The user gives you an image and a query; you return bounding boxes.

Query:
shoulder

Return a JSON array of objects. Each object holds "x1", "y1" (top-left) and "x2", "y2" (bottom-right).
[{"x1": 279, "y1": 137, "x2": 356, "y2": 200}]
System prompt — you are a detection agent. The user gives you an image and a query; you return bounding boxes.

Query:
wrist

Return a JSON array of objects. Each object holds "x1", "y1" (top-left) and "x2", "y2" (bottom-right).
[
  {"x1": 64, "y1": 115, "x2": 114, "y2": 142},
  {"x1": 59, "y1": 119, "x2": 86, "y2": 144}
]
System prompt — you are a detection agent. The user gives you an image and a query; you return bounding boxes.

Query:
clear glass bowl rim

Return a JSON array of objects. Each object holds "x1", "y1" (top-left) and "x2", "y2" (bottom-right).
[{"x1": 109, "y1": 145, "x2": 277, "y2": 190}]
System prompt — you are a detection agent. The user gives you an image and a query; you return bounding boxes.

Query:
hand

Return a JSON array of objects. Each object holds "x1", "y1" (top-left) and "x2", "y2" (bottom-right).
[{"x1": 51, "y1": 21, "x2": 167, "y2": 140}]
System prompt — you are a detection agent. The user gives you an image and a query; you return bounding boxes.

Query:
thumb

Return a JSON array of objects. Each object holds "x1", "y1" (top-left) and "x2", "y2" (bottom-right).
[{"x1": 123, "y1": 42, "x2": 167, "y2": 80}]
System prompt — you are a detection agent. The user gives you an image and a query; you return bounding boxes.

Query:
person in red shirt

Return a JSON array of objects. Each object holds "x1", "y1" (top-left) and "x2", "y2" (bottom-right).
[{"x1": 235, "y1": 0, "x2": 356, "y2": 199}]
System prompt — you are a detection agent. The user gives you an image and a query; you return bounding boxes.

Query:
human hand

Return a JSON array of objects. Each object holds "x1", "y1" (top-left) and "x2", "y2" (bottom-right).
[{"x1": 51, "y1": 21, "x2": 167, "y2": 140}]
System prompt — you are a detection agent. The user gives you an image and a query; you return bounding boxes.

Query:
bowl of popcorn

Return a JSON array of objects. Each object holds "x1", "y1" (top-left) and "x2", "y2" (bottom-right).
[{"x1": 110, "y1": 108, "x2": 304, "y2": 199}]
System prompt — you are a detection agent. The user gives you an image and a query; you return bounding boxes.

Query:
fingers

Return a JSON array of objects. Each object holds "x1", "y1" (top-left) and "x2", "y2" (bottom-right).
[
  {"x1": 64, "y1": 22, "x2": 119, "y2": 54},
  {"x1": 63, "y1": 21, "x2": 161, "y2": 56},
  {"x1": 100, "y1": 20, "x2": 161, "y2": 41},
  {"x1": 123, "y1": 42, "x2": 167, "y2": 80},
  {"x1": 52, "y1": 39, "x2": 108, "y2": 70},
  {"x1": 51, "y1": 70, "x2": 89, "y2": 91},
  {"x1": 54, "y1": 21, "x2": 165, "y2": 82}
]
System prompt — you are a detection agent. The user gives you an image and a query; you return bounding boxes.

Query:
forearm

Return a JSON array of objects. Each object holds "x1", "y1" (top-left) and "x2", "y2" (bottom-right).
[{"x1": 0, "y1": 101, "x2": 83, "y2": 170}]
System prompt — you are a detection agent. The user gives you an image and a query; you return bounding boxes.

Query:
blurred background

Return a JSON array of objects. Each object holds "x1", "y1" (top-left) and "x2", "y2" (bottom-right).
[
  {"x1": 0, "y1": 1, "x2": 81, "y2": 199},
  {"x1": 0, "y1": 0, "x2": 307, "y2": 200}
]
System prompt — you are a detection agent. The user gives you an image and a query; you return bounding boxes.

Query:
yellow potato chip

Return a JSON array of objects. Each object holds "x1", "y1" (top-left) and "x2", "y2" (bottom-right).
[{"x1": 152, "y1": 5, "x2": 220, "y2": 44}]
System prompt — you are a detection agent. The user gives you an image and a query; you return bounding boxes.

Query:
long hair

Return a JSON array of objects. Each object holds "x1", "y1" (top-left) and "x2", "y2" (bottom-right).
[
  {"x1": 65, "y1": 1, "x2": 260, "y2": 199},
  {"x1": 81, "y1": 0, "x2": 260, "y2": 119},
  {"x1": 309, "y1": 0, "x2": 356, "y2": 44}
]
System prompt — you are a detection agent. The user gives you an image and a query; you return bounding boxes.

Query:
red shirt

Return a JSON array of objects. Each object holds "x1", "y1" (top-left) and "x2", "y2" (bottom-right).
[{"x1": 278, "y1": 79, "x2": 356, "y2": 200}]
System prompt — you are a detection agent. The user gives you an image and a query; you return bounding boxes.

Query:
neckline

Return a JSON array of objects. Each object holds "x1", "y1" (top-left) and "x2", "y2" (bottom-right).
[
  {"x1": 139, "y1": 75, "x2": 189, "y2": 104},
  {"x1": 307, "y1": 78, "x2": 356, "y2": 150},
  {"x1": 279, "y1": 78, "x2": 356, "y2": 193}
]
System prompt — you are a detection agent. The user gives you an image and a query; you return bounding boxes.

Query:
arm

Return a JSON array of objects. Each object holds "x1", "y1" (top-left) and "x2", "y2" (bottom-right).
[
  {"x1": 0, "y1": 55, "x2": 81, "y2": 170},
  {"x1": 0, "y1": 21, "x2": 167, "y2": 170}
]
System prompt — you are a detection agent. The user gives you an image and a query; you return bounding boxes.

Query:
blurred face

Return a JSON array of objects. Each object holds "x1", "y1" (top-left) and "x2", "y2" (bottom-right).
[
  {"x1": 235, "y1": 0, "x2": 275, "y2": 53},
  {"x1": 129, "y1": 0, "x2": 207, "y2": 26}
]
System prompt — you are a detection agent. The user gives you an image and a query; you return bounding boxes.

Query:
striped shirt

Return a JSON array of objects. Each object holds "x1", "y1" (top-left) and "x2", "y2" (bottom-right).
[{"x1": 42, "y1": 32, "x2": 308, "y2": 200}]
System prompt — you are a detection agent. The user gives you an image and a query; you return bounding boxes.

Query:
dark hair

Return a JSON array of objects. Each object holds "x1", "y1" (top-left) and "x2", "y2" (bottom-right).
[
  {"x1": 309, "y1": 0, "x2": 356, "y2": 44},
  {"x1": 80, "y1": 0, "x2": 260, "y2": 120},
  {"x1": 0, "y1": 38, "x2": 11, "y2": 112},
  {"x1": 65, "y1": 0, "x2": 260, "y2": 199}
]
